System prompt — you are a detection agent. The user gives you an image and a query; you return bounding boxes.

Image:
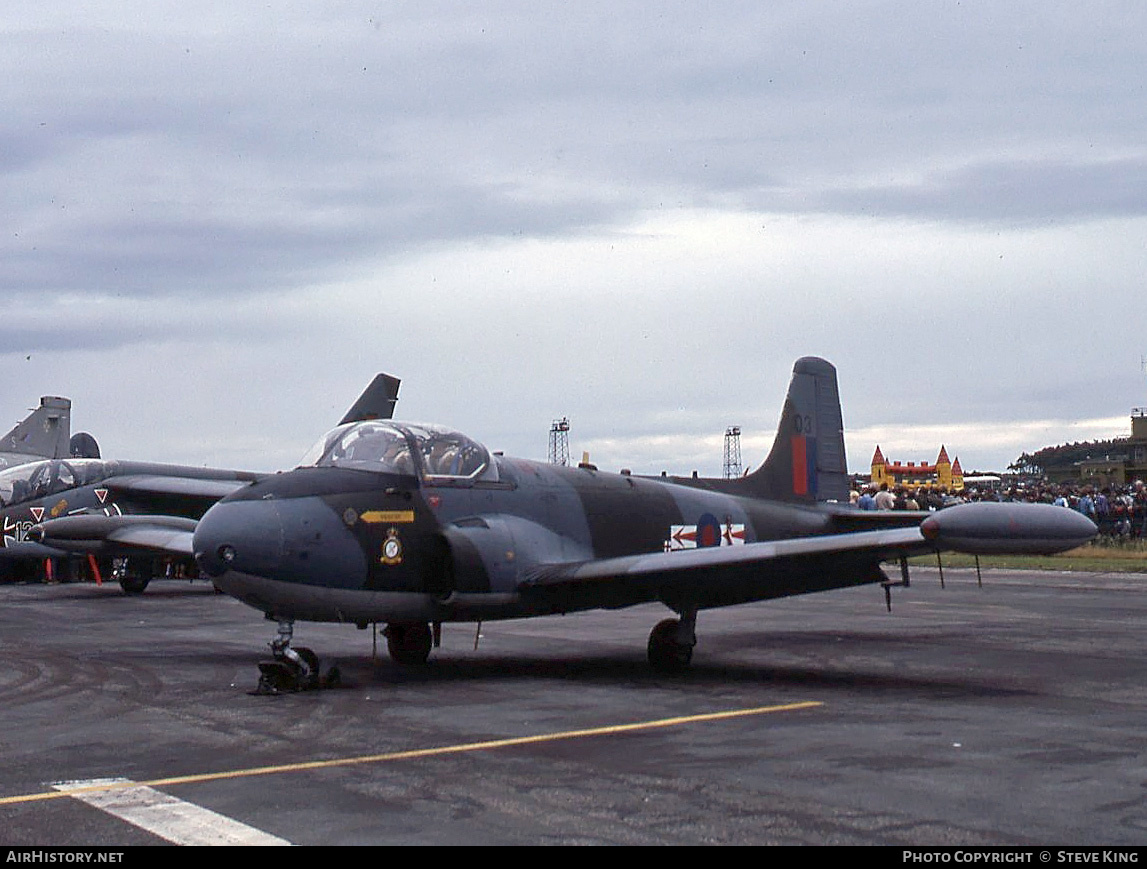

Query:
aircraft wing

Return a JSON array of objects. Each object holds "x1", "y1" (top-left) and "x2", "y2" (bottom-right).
[
  {"x1": 29, "y1": 514, "x2": 196, "y2": 558},
  {"x1": 102, "y1": 523, "x2": 195, "y2": 557},
  {"x1": 518, "y1": 502, "x2": 1096, "y2": 609},
  {"x1": 519, "y1": 526, "x2": 927, "y2": 608},
  {"x1": 0, "y1": 539, "x2": 70, "y2": 560},
  {"x1": 525, "y1": 526, "x2": 928, "y2": 583},
  {"x1": 101, "y1": 475, "x2": 256, "y2": 501}
]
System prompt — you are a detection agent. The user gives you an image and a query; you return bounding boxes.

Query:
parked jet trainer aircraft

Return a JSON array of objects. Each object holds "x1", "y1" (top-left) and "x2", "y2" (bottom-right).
[
  {"x1": 34, "y1": 358, "x2": 1096, "y2": 691},
  {"x1": 0, "y1": 395, "x2": 103, "y2": 582},
  {"x1": 6, "y1": 374, "x2": 400, "y2": 591}
]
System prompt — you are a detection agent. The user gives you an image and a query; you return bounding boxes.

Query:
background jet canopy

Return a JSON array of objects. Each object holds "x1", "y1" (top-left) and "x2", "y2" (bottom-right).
[
  {"x1": 0, "y1": 459, "x2": 111, "y2": 507},
  {"x1": 299, "y1": 421, "x2": 496, "y2": 482}
]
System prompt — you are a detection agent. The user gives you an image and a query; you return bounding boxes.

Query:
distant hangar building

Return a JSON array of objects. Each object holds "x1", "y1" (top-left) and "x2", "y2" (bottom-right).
[{"x1": 1011, "y1": 409, "x2": 1147, "y2": 485}]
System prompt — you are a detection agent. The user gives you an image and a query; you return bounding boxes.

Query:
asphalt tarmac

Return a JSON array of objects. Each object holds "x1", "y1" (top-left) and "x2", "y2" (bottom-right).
[{"x1": 1, "y1": 567, "x2": 1145, "y2": 846}]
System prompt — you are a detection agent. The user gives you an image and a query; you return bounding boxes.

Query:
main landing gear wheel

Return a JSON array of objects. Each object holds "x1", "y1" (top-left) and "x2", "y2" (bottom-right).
[
  {"x1": 253, "y1": 620, "x2": 340, "y2": 695},
  {"x1": 647, "y1": 617, "x2": 695, "y2": 673},
  {"x1": 112, "y1": 558, "x2": 151, "y2": 595},
  {"x1": 118, "y1": 575, "x2": 149, "y2": 595},
  {"x1": 385, "y1": 622, "x2": 433, "y2": 666}
]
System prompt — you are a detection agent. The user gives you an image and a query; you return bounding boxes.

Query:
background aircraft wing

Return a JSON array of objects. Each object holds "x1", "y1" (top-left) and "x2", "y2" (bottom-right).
[
  {"x1": 30, "y1": 514, "x2": 196, "y2": 558},
  {"x1": 102, "y1": 523, "x2": 195, "y2": 557},
  {"x1": 102, "y1": 475, "x2": 256, "y2": 501},
  {"x1": 0, "y1": 540, "x2": 69, "y2": 560}
]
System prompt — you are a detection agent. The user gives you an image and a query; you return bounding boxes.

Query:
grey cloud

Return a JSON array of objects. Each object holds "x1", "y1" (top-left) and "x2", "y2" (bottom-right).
[
  {"x1": 0, "y1": 327, "x2": 134, "y2": 356},
  {"x1": 2, "y1": 160, "x2": 624, "y2": 300},
  {"x1": 818, "y1": 157, "x2": 1147, "y2": 223},
  {"x1": 6, "y1": 3, "x2": 1146, "y2": 306}
]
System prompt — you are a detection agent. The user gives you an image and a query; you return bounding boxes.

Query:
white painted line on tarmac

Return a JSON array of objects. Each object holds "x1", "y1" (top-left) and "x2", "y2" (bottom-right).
[{"x1": 52, "y1": 778, "x2": 292, "y2": 846}]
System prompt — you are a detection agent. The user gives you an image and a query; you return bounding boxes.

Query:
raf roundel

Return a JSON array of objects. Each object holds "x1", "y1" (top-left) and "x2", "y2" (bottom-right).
[{"x1": 696, "y1": 513, "x2": 722, "y2": 548}]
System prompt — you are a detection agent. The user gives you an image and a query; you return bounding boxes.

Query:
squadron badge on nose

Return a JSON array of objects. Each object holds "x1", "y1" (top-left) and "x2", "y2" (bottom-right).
[{"x1": 380, "y1": 527, "x2": 404, "y2": 565}]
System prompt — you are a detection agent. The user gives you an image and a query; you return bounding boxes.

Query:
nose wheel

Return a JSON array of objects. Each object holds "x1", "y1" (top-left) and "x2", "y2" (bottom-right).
[{"x1": 253, "y1": 619, "x2": 341, "y2": 695}]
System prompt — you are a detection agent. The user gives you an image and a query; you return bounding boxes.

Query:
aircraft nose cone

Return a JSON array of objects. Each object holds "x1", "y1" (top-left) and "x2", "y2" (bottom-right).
[{"x1": 194, "y1": 499, "x2": 284, "y2": 578}]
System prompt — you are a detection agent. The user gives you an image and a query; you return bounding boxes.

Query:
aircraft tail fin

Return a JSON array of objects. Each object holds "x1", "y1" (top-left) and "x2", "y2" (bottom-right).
[
  {"x1": 1, "y1": 396, "x2": 72, "y2": 459},
  {"x1": 339, "y1": 374, "x2": 401, "y2": 424},
  {"x1": 739, "y1": 357, "x2": 849, "y2": 504}
]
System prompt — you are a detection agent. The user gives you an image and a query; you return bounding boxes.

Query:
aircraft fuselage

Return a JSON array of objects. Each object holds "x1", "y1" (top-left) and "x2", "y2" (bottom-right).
[{"x1": 194, "y1": 455, "x2": 858, "y2": 625}]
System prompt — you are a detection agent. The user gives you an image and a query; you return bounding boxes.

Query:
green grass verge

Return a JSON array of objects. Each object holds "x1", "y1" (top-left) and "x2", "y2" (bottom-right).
[{"x1": 908, "y1": 539, "x2": 1147, "y2": 574}]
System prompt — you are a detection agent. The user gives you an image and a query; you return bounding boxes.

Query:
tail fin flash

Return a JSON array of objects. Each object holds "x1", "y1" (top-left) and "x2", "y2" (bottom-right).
[
  {"x1": 339, "y1": 374, "x2": 401, "y2": 424},
  {"x1": 1, "y1": 396, "x2": 72, "y2": 459},
  {"x1": 743, "y1": 357, "x2": 849, "y2": 503}
]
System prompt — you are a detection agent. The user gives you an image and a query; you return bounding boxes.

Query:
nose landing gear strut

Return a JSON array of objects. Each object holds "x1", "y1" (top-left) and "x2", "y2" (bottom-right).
[{"x1": 253, "y1": 619, "x2": 341, "y2": 695}]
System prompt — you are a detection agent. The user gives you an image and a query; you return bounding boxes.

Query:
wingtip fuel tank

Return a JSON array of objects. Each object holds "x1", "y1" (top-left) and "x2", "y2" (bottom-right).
[{"x1": 920, "y1": 502, "x2": 1097, "y2": 555}]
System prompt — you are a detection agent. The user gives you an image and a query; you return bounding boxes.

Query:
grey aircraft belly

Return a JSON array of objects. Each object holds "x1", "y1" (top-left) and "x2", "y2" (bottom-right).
[{"x1": 34, "y1": 358, "x2": 1096, "y2": 691}]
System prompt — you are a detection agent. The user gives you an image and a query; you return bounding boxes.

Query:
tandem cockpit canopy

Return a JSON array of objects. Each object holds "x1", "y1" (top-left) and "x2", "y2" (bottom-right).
[
  {"x1": 298, "y1": 421, "x2": 498, "y2": 483},
  {"x1": 0, "y1": 459, "x2": 111, "y2": 508}
]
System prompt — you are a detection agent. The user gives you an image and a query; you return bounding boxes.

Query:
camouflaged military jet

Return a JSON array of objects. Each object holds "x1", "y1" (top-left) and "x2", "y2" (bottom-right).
[
  {"x1": 0, "y1": 395, "x2": 104, "y2": 582},
  {"x1": 35, "y1": 359, "x2": 1096, "y2": 691},
  {"x1": 13, "y1": 374, "x2": 399, "y2": 592}
]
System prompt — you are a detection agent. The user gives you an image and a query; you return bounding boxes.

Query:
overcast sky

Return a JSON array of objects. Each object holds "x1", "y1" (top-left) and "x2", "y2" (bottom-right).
[{"x1": 3, "y1": 2, "x2": 1145, "y2": 478}]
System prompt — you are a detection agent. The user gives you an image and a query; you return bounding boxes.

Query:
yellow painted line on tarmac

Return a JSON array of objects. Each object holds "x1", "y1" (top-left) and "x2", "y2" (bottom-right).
[{"x1": 0, "y1": 701, "x2": 822, "y2": 807}]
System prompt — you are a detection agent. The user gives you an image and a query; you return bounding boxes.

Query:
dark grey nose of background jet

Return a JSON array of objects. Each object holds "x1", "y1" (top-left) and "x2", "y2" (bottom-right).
[{"x1": 193, "y1": 499, "x2": 284, "y2": 578}]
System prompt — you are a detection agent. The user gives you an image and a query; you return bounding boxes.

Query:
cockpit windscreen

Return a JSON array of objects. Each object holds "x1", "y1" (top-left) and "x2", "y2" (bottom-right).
[{"x1": 299, "y1": 422, "x2": 496, "y2": 482}]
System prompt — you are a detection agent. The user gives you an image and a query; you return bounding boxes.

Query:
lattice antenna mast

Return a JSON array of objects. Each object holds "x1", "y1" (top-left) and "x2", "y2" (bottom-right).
[
  {"x1": 548, "y1": 417, "x2": 571, "y2": 466},
  {"x1": 723, "y1": 426, "x2": 743, "y2": 479},
  {"x1": 1136, "y1": 356, "x2": 1147, "y2": 419}
]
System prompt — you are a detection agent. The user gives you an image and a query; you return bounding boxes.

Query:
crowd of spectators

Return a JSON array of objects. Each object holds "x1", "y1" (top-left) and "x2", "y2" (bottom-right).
[{"x1": 850, "y1": 479, "x2": 1147, "y2": 539}]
